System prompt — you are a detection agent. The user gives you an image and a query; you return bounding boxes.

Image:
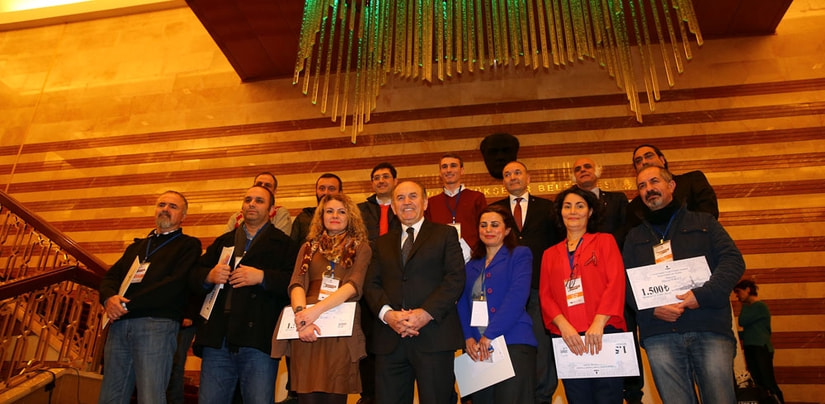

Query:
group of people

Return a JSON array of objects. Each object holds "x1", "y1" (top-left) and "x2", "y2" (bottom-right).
[{"x1": 96, "y1": 137, "x2": 779, "y2": 404}]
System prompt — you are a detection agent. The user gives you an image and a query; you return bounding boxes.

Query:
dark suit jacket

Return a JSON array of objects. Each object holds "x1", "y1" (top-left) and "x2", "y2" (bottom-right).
[
  {"x1": 364, "y1": 220, "x2": 466, "y2": 355},
  {"x1": 358, "y1": 194, "x2": 399, "y2": 243},
  {"x1": 491, "y1": 194, "x2": 562, "y2": 289}
]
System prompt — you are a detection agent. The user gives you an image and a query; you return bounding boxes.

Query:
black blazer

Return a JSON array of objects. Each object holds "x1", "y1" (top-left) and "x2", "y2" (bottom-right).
[
  {"x1": 358, "y1": 194, "x2": 399, "y2": 243},
  {"x1": 491, "y1": 195, "x2": 562, "y2": 289},
  {"x1": 364, "y1": 220, "x2": 466, "y2": 354}
]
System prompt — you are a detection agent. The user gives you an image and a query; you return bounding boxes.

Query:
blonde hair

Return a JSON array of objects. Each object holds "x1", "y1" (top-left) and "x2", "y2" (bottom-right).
[{"x1": 306, "y1": 194, "x2": 368, "y2": 245}]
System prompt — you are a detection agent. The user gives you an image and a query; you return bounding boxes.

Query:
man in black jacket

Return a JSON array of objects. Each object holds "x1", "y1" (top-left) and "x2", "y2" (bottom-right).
[
  {"x1": 291, "y1": 173, "x2": 342, "y2": 243},
  {"x1": 626, "y1": 144, "x2": 719, "y2": 228},
  {"x1": 192, "y1": 185, "x2": 299, "y2": 404},
  {"x1": 98, "y1": 191, "x2": 202, "y2": 404}
]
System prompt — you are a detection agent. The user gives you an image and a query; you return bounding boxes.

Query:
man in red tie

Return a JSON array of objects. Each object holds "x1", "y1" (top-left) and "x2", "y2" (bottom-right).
[
  {"x1": 359, "y1": 162, "x2": 399, "y2": 242},
  {"x1": 356, "y1": 161, "x2": 399, "y2": 404},
  {"x1": 490, "y1": 160, "x2": 563, "y2": 404}
]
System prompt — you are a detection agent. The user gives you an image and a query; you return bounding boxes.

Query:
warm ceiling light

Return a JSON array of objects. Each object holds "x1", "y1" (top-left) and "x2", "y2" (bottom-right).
[
  {"x1": 294, "y1": 0, "x2": 703, "y2": 143},
  {"x1": 0, "y1": 0, "x2": 92, "y2": 12}
]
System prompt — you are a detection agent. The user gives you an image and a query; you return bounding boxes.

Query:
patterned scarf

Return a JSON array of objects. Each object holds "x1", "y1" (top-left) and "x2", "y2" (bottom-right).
[{"x1": 299, "y1": 231, "x2": 358, "y2": 275}]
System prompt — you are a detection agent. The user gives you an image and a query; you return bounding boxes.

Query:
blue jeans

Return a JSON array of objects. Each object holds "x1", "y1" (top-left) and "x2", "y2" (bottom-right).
[
  {"x1": 643, "y1": 332, "x2": 736, "y2": 404},
  {"x1": 198, "y1": 341, "x2": 279, "y2": 404},
  {"x1": 98, "y1": 317, "x2": 179, "y2": 404}
]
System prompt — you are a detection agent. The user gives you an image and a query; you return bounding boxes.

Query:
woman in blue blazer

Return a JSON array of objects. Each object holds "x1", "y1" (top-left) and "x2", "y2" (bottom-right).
[{"x1": 457, "y1": 204, "x2": 537, "y2": 404}]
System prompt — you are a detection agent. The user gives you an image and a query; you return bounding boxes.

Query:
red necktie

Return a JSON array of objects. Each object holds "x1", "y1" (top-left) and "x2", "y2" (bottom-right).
[
  {"x1": 514, "y1": 197, "x2": 523, "y2": 231},
  {"x1": 379, "y1": 204, "x2": 390, "y2": 235}
]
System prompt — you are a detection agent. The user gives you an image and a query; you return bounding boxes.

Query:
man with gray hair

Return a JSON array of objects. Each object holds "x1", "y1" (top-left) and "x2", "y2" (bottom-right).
[
  {"x1": 98, "y1": 190, "x2": 202, "y2": 404},
  {"x1": 623, "y1": 166, "x2": 744, "y2": 403}
]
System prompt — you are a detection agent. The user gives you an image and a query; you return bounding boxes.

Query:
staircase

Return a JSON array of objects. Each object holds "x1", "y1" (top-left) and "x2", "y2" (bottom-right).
[{"x1": 0, "y1": 190, "x2": 108, "y2": 395}]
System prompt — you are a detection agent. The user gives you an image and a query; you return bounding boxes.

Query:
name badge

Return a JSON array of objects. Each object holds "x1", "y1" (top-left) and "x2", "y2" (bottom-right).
[
  {"x1": 565, "y1": 277, "x2": 585, "y2": 307},
  {"x1": 318, "y1": 275, "x2": 340, "y2": 301},
  {"x1": 131, "y1": 262, "x2": 150, "y2": 283},
  {"x1": 470, "y1": 300, "x2": 489, "y2": 327},
  {"x1": 653, "y1": 241, "x2": 673, "y2": 263}
]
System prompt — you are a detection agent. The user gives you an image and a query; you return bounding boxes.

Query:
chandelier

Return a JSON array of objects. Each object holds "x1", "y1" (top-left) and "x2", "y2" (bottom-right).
[{"x1": 294, "y1": 0, "x2": 703, "y2": 142}]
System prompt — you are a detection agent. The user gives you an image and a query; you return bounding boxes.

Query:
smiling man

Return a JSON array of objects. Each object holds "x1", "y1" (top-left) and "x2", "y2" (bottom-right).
[
  {"x1": 425, "y1": 153, "x2": 487, "y2": 249},
  {"x1": 623, "y1": 166, "x2": 744, "y2": 404},
  {"x1": 365, "y1": 181, "x2": 465, "y2": 404},
  {"x1": 358, "y1": 162, "x2": 399, "y2": 242}
]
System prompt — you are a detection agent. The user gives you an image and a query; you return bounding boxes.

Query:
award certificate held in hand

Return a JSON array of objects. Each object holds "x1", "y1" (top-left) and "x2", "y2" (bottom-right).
[{"x1": 626, "y1": 256, "x2": 711, "y2": 310}]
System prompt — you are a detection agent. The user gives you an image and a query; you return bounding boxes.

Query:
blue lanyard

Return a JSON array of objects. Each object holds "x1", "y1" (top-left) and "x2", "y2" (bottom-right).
[
  {"x1": 445, "y1": 185, "x2": 463, "y2": 223},
  {"x1": 567, "y1": 238, "x2": 583, "y2": 278},
  {"x1": 143, "y1": 230, "x2": 182, "y2": 263},
  {"x1": 654, "y1": 211, "x2": 678, "y2": 243}
]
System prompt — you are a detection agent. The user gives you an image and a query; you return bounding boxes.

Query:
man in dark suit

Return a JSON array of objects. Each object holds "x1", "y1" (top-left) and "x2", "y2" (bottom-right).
[
  {"x1": 365, "y1": 181, "x2": 466, "y2": 404},
  {"x1": 626, "y1": 144, "x2": 719, "y2": 227},
  {"x1": 565, "y1": 157, "x2": 628, "y2": 245},
  {"x1": 359, "y1": 162, "x2": 399, "y2": 242},
  {"x1": 357, "y1": 162, "x2": 399, "y2": 404},
  {"x1": 491, "y1": 161, "x2": 563, "y2": 404}
]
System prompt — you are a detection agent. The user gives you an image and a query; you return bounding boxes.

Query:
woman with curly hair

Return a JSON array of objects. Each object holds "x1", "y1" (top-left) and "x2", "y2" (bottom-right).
[{"x1": 272, "y1": 194, "x2": 372, "y2": 404}]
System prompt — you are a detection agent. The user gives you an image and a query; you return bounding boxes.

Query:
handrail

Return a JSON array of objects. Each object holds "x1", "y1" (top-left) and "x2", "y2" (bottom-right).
[
  {"x1": 0, "y1": 190, "x2": 107, "y2": 286},
  {"x1": 0, "y1": 190, "x2": 109, "y2": 393}
]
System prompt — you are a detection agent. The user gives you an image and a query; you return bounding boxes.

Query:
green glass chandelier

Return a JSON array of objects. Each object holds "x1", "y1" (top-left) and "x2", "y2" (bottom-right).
[{"x1": 294, "y1": 0, "x2": 703, "y2": 142}]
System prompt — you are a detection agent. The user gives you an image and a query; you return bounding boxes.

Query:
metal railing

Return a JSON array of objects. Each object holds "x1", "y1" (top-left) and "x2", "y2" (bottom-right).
[{"x1": 0, "y1": 190, "x2": 107, "y2": 391}]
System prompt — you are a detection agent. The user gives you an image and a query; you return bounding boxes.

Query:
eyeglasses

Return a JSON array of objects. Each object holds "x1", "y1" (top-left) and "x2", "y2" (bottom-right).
[{"x1": 372, "y1": 174, "x2": 392, "y2": 181}]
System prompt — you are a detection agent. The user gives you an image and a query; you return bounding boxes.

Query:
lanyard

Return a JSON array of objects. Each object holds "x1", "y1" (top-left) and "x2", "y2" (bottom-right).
[
  {"x1": 654, "y1": 211, "x2": 678, "y2": 243},
  {"x1": 567, "y1": 238, "x2": 583, "y2": 279},
  {"x1": 445, "y1": 185, "x2": 463, "y2": 223},
  {"x1": 144, "y1": 231, "x2": 182, "y2": 263}
]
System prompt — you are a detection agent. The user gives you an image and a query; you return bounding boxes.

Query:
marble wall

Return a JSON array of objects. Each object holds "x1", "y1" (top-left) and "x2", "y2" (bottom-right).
[{"x1": 1, "y1": 1, "x2": 823, "y2": 402}]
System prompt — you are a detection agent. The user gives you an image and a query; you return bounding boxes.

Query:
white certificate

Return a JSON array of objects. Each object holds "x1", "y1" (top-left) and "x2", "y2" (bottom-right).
[
  {"x1": 199, "y1": 246, "x2": 235, "y2": 320},
  {"x1": 552, "y1": 332, "x2": 640, "y2": 379},
  {"x1": 454, "y1": 336, "x2": 514, "y2": 396},
  {"x1": 275, "y1": 301, "x2": 356, "y2": 340},
  {"x1": 625, "y1": 256, "x2": 712, "y2": 310}
]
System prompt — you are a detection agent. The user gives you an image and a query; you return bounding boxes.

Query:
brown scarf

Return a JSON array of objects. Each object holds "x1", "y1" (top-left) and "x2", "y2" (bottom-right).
[{"x1": 299, "y1": 231, "x2": 358, "y2": 275}]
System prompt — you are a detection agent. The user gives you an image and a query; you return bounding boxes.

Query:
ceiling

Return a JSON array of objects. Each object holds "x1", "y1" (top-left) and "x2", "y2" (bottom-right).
[{"x1": 185, "y1": 0, "x2": 793, "y2": 82}]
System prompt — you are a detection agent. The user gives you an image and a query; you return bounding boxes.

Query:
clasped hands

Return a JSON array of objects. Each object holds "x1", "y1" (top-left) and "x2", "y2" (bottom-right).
[
  {"x1": 206, "y1": 259, "x2": 264, "y2": 288},
  {"x1": 294, "y1": 306, "x2": 322, "y2": 342},
  {"x1": 465, "y1": 336, "x2": 493, "y2": 362},
  {"x1": 384, "y1": 308, "x2": 432, "y2": 338},
  {"x1": 653, "y1": 290, "x2": 699, "y2": 322}
]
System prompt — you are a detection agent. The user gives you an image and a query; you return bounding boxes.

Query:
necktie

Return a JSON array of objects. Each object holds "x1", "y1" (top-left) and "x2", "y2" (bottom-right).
[
  {"x1": 402, "y1": 227, "x2": 415, "y2": 265},
  {"x1": 379, "y1": 204, "x2": 390, "y2": 236},
  {"x1": 514, "y1": 197, "x2": 524, "y2": 231}
]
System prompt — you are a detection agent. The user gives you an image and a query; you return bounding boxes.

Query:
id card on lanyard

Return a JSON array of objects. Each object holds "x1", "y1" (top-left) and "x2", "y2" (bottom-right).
[{"x1": 318, "y1": 261, "x2": 340, "y2": 301}]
